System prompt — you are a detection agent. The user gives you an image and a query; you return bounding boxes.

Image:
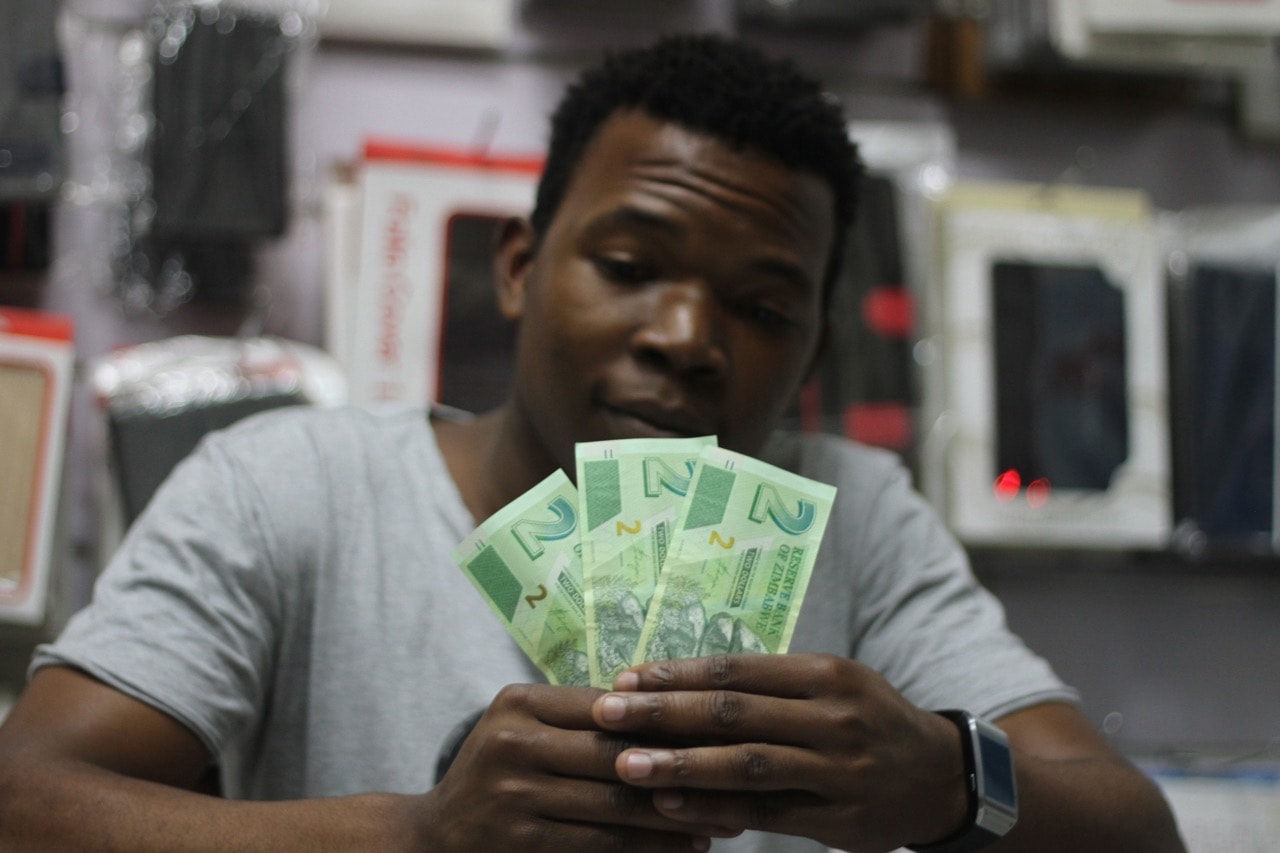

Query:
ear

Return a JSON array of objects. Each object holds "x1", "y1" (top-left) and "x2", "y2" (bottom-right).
[{"x1": 494, "y1": 216, "x2": 537, "y2": 321}]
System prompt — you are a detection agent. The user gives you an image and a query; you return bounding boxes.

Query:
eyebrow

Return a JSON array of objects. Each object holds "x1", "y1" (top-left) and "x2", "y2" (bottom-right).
[
  {"x1": 581, "y1": 205, "x2": 816, "y2": 294},
  {"x1": 753, "y1": 258, "x2": 815, "y2": 296},
  {"x1": 581, "y1": 205, "x2": 682, "y2": 239}
]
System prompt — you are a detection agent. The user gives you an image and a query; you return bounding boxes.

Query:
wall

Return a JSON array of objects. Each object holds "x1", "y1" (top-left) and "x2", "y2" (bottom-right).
[{"x1": 977, "y1": 551, "x2": 1280, "y2": 753}]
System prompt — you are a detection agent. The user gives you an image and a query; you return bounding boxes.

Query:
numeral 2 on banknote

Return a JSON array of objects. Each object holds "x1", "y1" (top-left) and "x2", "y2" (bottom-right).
[
  {"x1": 635, "y1": 447, "x2": 836, "y2": 664},
  {"x1": 452, "y1": 470, "x2": 591, "y2": 686}
]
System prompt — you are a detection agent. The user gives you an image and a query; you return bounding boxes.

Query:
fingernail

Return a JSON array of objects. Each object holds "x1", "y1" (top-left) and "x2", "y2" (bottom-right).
[
  {"x1": 613, "y1": 671, "x2": 639, "y2": 691},
  {"x1": 692, "y1": 836, "x2": 711, "y2": 851},
  {"x1": 658, "y1": 790, "x2": 684, "y2": 810},
  {"x1": 623, "y1": 752, "x2": 653, "y2": 779},
  {"x1": 599, "y1": 695, "x2": 627, "y2": 722}
]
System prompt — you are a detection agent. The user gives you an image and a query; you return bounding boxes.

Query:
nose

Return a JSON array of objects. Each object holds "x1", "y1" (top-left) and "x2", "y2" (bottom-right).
[{"x1": 630, "y1": 282, "x2": 727, "y2": 378}]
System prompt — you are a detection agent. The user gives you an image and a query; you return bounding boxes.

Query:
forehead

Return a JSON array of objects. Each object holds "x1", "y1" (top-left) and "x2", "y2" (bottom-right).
[{"x1": 552, "y1": 111, "x2": 836, "y2": 276}]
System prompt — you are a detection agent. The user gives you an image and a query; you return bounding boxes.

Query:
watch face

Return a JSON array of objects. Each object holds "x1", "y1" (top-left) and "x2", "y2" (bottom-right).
[{"x1": 976, "y1": 729, "x2": 1017, "y2": 811}]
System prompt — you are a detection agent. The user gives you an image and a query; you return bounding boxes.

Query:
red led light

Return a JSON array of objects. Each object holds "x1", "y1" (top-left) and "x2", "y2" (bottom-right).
[
  {"x1": 861, "y1": 287, "x2": 915, "y2": 339},
  {"x1": 844, "y1": 402, "x2": 912, "y2": 451},
  {"x1": 994, "y1": 469, "x2": 1021, "y2": 502},
  {"x1": 1026, "y1": 478, "x2": 1052, "y2": 508}
]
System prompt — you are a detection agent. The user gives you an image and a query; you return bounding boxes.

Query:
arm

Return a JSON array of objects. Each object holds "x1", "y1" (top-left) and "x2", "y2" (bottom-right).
[
  {"x1": 0, "y1": 666, "x2": 737, "y2": 852},
  {"x1": 0, "y1": 667, "x2": 419, "y2": 852},
  {"x1": 994, "y1": 701, "x2": 1184, "y2": 852},
  {"x1": 589, "y1": 654, "x2": 1185, "y2": 853}
]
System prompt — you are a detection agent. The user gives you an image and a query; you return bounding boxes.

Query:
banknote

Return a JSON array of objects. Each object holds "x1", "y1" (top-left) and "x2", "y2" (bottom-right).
[
  {"x1": 451, "y1": 470, "x2": 590, "y2": 686},
  {"x1": 635, "y1": 446, "x2": 836, "y2": 663},
  {"x1": 576, "y1": 435, "x2": 717, "y2": 687}
]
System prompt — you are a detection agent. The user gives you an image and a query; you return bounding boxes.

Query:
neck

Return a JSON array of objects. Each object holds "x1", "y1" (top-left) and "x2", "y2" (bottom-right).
[{"x1": 433, "y1": 402, "x2": 562, "y2": 523}]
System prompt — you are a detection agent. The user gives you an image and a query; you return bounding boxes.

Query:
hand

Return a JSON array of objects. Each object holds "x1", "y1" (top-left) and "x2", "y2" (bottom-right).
[
  {"x1": 418, "y1": 682, "x2": 744, "y2": 851},
  {"x1": 589, "y1": 654, "x2": 969, "y2": 853}
]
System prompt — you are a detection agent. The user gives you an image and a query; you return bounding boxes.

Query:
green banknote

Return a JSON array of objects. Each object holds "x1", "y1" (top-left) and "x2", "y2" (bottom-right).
[
  {"x1": 576, "y1": 436, "x2": 717, "y2": 687},
  {"x1": 451, "y1": 470, "x2": 590, "y2": 686},
  {"x1": 635, "y1": 446, "x2": 836, "y2": 663}
]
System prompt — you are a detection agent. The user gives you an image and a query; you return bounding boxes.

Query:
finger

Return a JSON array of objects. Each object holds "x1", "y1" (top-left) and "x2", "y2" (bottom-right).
[
  {"x1": 532, "y1": 776, "x2": 745, "y2": 839},
  {"x1": 566, "y1": 824, "x2": 721, "y2": 853},
  {"x1": 649, "y1": 786, "x2": 833, "y2": 841},
  {"x1": 519, "y1": 817, "x2": 719, "y2": 853},
  {"x1": 616, "y1": 653, "x2": 857, "y2": 699},
  {"x1": 489, "y1": 682, "x2": 606, "y2": 730},
  {"x1": 573, "y1": 825, "x2": 716, "y2": 853},
  {"x1": 594, "y1": 685, "x2": 820, "y2": 747},
  {"x1": 458, "y1": 685, "x2": 631, "y2": 785},
  {"x1": 615, "y1": 742, "x2": 826, "y2": 792},
  {"x1": 468, "y1": 712, "x2": 632, "y2": 782}
]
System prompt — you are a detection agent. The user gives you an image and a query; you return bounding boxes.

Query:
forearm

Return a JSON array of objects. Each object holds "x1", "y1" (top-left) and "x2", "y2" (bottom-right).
[
  {"x1": 0, "y1": 754, "x2": 422, "y2": 853},
  {"x1": 996, "y1": 752, "x2": 1185, "y2": 852}
]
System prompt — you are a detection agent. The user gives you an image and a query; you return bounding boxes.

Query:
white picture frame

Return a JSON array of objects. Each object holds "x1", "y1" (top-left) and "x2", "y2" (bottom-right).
[{"x1": 925, "y1": 182, "x2": 1171, "y2": 548}]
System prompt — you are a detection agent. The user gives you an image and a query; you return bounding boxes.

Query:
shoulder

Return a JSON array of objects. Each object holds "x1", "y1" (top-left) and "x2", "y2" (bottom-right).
[
  {"x1": 151, "y1": 405, "x2": 442, "y2": 533},
  {"x1": 207, "y1": 404, "x2": 430, "y2": 452},
  {"x1": 191, "y1": 405, "x2": 433, "y2": 480},
  {"x1": 761, "y1": 431, "x2": 935, "y2": 570},
  {"x1": 760, "y1": 430, "x2": 913, "y2": 501},
  {"x1": 761, "y1": 430, "x2": 956, "y2": 573}
]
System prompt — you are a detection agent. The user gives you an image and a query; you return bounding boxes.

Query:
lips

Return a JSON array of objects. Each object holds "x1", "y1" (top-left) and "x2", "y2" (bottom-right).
[{"x1": 600, "y1": 397, "x2": 715, "y2": 439}]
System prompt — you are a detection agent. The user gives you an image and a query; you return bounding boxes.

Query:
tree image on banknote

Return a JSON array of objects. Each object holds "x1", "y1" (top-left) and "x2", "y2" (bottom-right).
[
  {"x1": 576, "y1": 436, "x2": 716, "y2": 687},
  {"x1": 635, "y1": 446, "x2": 836, "y2": 664},
  {"x1": 451, "y1": 470, "x2": 591, "y2": 686}
]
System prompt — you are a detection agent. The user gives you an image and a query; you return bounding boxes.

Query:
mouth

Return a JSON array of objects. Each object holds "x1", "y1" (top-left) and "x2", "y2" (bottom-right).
[{"x1": 599, "y1": 399, "x2": 714, "y2": 439}]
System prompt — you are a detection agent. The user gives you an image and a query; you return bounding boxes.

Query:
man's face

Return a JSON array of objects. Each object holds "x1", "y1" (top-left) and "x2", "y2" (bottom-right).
[{"x1": 498, "y1": 110, "x2": 835, "y2": 474}]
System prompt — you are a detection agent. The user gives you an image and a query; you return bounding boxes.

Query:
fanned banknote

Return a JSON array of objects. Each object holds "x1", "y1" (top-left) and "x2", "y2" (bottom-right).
[
  {"x1": 576, "y1": 436, "x2": 717, "y2": 687},
  {"x1": 451, "y1": 470, "x2": 590, "y2": 686},
  {"x1": 635, "y1": 446, "x2": 836, "y2": 663}
]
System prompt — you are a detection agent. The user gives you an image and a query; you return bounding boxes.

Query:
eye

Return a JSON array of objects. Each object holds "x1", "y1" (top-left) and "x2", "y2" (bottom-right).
[
  {"x1": 592, "y1": 255, "x2": 654, "y2": 286},
  {"x1": 744, "y1": 300, "x2": 794, "y2": 328}
]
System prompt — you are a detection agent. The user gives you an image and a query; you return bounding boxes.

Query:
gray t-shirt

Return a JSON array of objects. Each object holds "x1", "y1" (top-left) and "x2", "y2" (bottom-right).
[{"x1": 33, "y1": 406, "x2": 1075, "y2": 852}]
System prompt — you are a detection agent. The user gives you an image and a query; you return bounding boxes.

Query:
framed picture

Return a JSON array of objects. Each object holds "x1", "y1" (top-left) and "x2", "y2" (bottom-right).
[{"x1": 924, "y1": 182, "x2": 1170, "y2": 548}]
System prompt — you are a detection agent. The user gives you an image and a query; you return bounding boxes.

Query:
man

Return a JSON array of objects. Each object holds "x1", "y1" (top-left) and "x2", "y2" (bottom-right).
[{"x1": 0, "y1": 34, "x2": 1182, "y2": 852}]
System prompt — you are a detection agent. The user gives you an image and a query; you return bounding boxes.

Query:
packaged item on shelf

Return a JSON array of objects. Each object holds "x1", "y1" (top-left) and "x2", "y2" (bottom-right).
[
  {"x1": 326, "y1": 139, "x2": 541, "y2": 410},
  {"x1": 0, "y1": 307, "x2": 74, "y2": 625},
  {"x1": 91, "y1": 334, "x2": 346, "y2": 527}
]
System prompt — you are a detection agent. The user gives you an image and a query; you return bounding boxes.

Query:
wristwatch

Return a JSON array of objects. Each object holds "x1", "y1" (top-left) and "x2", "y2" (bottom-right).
[{"x1": 908, "y1": 710, "x2": 1018, "y2": 852}]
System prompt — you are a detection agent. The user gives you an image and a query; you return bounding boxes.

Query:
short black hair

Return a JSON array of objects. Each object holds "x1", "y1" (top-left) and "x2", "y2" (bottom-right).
[{"x1": 529, "y1": 33, "x2": 863, "y2": 296}]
